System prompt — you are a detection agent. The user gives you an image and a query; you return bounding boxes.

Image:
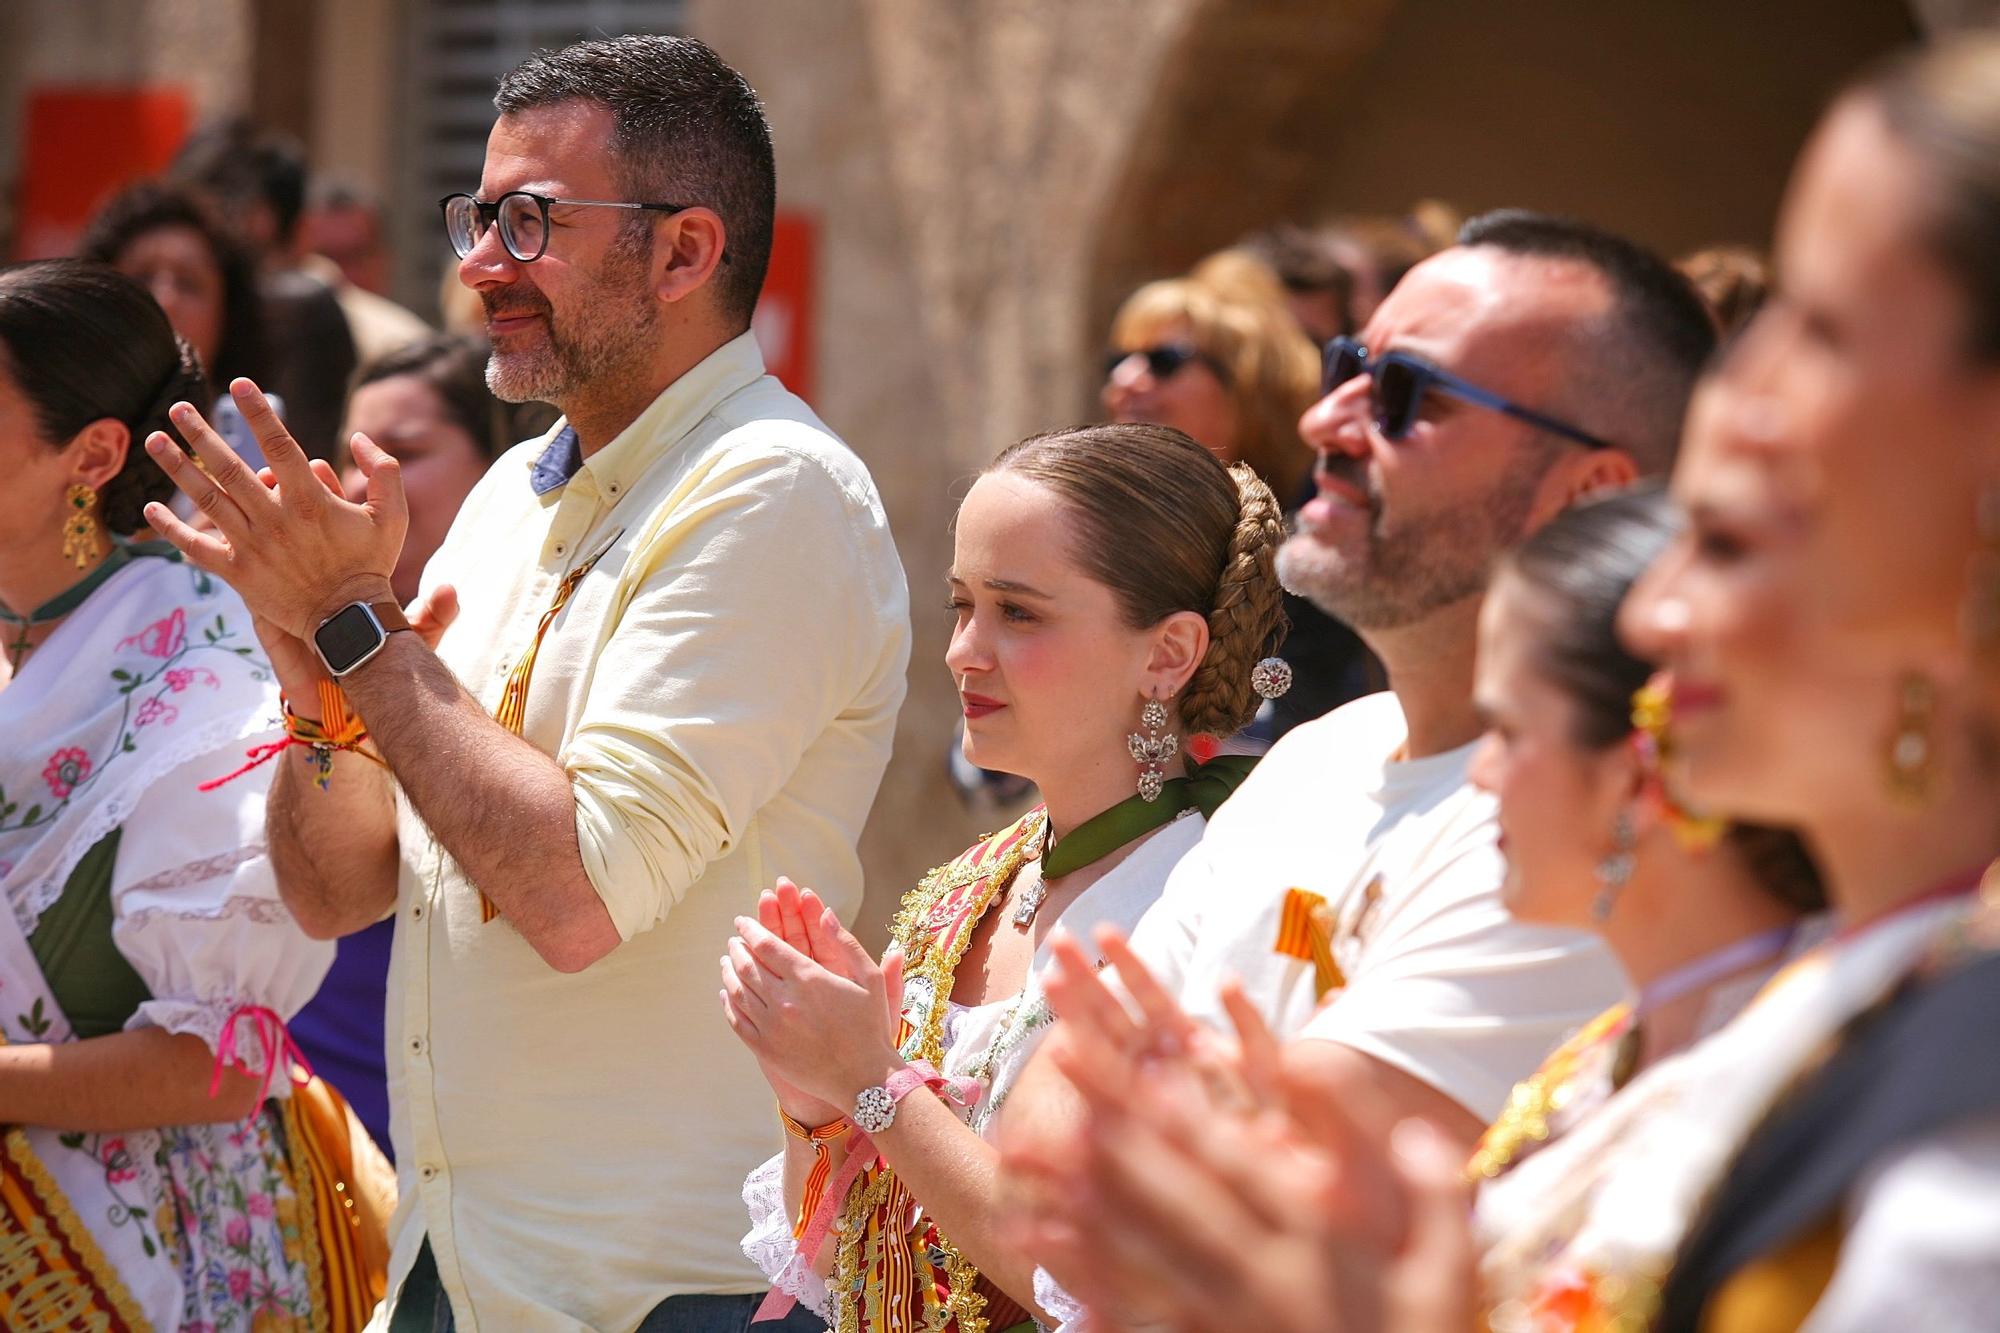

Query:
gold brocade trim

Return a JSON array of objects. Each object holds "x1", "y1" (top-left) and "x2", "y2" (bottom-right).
[
  {"x1": 0, "y1": 1127, "x2": 154, "y2": 1331},
  {"x1": 282, "y1": 1098, "x2": 334, "y2": 1333},
  {"x1": 1466, "y1": 1004, "x2": 1632, "y2": 1183},
  {"x1": 829, "y1": 810, "x2": 1047, "y2": 1333}
]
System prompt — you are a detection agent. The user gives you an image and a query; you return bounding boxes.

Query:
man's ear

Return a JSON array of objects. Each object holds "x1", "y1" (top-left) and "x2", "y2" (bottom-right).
[
  {"x1": 653, "y1": 207, "x2": 729, "y2": 307},
  {"x1": 1526, "y1": 446, "x2": 1640, "y2": 534}
]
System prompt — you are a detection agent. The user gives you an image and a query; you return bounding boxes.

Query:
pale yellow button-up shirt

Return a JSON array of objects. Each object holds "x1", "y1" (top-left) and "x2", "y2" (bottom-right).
[{"x1": 374, "y1": 333, "x2": 911, "y2": 1331}]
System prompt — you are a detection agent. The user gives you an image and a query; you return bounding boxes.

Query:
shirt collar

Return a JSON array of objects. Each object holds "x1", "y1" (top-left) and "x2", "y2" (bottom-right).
[
  {"x1": 528, "y1": 331, "x2": 768, "y2": 499},
  {"x1": 528, "y1": 426, "x2": 582, "y2": 496}
]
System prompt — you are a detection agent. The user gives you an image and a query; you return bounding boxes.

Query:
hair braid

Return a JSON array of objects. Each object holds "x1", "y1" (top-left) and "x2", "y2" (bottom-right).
[{"x1": 1180, "y1": 462, "x2": 1290, "y2": 737}]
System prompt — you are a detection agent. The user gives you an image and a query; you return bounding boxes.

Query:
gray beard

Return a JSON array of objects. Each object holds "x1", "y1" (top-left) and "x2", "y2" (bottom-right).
[
  {"x1": 484, "y1": 236, "x2": 660, "y2": 408},
  {"x1": 1277, "y1": 478, "x2": 1541, "y2": 630}
]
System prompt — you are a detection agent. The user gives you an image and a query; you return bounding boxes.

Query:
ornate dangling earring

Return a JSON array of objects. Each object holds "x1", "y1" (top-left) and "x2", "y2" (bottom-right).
[
  {"x1": 1591, "y1": 810, "x2": 1636, "y2": 923},
  {"x1": 1884, "y1": 672, "x2": 1937, "y2": 807},
  {"x1": 1630, "y1": 675, "x2": 1726, "y2": 850},
  {"x1": 1127, "y1": 695, "x2": 1179, "y2": 802},
  {"x1": 61, "y1": 483, "x2": 104, "y2": 570},
  {"x1": 1251, "y1": 656, "x2": 1293, "y2": 701}
]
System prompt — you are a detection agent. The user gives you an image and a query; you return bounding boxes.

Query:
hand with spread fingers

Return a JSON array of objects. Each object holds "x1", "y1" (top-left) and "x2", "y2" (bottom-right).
[
  {"x1": 141, "y1": 378, "x2": 409, "y2": 644},
  {"x1": 1011, "y1": 929, "x2": 1478, "y2": 1333}
]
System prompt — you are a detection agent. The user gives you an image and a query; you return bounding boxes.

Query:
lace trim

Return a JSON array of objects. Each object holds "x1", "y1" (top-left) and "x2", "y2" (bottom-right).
[
  {"x1": 119, "y1": 890, "x2": 291, "y2": 933},
  {"x1": 1034, "y1": 1266, "x2": 1087, "y2": 1332},
  {"x1": 742, "y1": 1151, "x2": 830, "y2": 1317},
  {"x1": 10, "y1": 709, "x2": 280, "y2": 939},
  {"x1": 128, "y1": 994, "x2": 288, "y2": 1087},
  {"x1": 115, "y1": 844, "x2": 270, "y2": 906}
]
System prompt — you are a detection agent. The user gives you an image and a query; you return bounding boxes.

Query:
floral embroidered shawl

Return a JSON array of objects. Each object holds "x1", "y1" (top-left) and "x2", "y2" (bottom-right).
[{"x1": 0, "y1": 555, "x2": 279, "y2": 937}]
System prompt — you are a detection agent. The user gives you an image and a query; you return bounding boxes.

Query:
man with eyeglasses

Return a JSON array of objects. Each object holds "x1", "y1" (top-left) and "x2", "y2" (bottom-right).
[
  {"x1": 141, "y1": 34, "x2": 908, "y2": 1333},
  {"x1": 1005, "y1": 211, "x2": 1716, "y2": 1307}
]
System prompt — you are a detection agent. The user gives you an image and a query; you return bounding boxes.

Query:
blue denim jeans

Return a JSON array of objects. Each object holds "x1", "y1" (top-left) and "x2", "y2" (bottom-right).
[{"x1": 390, "y1": 1238, "x2": 827, "y2": 1333}]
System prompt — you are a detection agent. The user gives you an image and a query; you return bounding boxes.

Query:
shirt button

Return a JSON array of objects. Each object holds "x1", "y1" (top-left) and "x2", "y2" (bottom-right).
[
  {"x1": 419, "y1": 1163, "x2": 439, "y2": 1182},
  {"x1": 409, "y1": 1036, "x2": 427, "y2": 1057},
  {"x1": 553, "y1": 543, "x2": 567, "y2": 557},
  {"x1": 411, "y1": 903, "x2": 425, "y2": 922}
]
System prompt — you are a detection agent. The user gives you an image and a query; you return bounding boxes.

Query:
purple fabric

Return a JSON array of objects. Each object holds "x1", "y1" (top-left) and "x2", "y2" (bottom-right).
[{"x1": 290, "y1": 917, "x2": 395, "y2": 1161}]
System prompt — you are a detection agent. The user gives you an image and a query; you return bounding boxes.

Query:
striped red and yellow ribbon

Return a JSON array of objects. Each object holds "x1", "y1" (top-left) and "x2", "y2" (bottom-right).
[
  {"x1": 480, "y1": 537, "x2": 619, "y2": 922},
  {"x1": 1274, "y1": 886, "x2": 1346, "y2": 999}
]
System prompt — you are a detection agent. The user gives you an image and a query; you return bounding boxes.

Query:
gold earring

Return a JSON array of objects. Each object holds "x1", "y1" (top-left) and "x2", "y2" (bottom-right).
[
  {"x1": 1885, "y1": 672, "x2": 1937, "y2": 807},
  {"x1": 61, "y1": 483, "x2": 104, "y2": 570}
]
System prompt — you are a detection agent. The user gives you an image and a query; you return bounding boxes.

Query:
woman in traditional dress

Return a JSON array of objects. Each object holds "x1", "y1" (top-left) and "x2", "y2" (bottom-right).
[
  {"x1": 0, "y1": 259, "x2": 381, "y2": 1331},
  {"x1": 1463, "y1": 487, "x2": 1825, "y2": 1324},
  {"x1": 995, "y1": 32, "x2": 2000, "y2": 1333},
  {"x1": 722, "y1": 422, "x2": 1291, "y2": 1332}
]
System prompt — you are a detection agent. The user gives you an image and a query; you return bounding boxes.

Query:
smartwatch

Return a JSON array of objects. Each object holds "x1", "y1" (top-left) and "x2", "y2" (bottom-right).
[{"x1": 312, "y1": 600, "x2": 412, "y2": 678}]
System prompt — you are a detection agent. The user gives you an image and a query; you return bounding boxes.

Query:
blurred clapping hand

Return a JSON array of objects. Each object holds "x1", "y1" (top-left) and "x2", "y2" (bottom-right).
[{"x1": 1000, "y1": 928, "x2": 1477, "y2": 1333}]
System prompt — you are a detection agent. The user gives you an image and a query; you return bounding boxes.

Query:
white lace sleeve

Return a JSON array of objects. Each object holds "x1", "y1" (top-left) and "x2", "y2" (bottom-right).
[
  {"x1": 1034, "y1": 1266, "x2": 1090, "y2": 1331},
  {"x1": 742, "y1": 1151, "x2": 830, "y2": 1316}
]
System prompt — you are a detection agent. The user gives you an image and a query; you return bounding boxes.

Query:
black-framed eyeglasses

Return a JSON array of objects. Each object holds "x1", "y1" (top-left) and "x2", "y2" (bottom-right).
[
  {"x1": 439, "y1": 190, "x2": 691, "y2": 263},
  {"x1": 1321, "y1": 336, "x2": 1616, "y2": 450},
  {"x1": 1103, "y1": 341, "x2": 1228, "y2": 385}
]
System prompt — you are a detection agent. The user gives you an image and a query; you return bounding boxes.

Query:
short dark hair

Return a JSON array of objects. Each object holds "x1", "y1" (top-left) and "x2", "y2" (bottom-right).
[
  {"x1": 169, "y1": 117, "x2": 310, "y2": 249},
  {"x1": 353, "y1": 332, "x2": 558, "y2": 460},
  {"x1": 495, "y1": 35, "x2": 776, "y2": 327},
  {"x1": 0, "y1": 260, "x2": 209, "y2": 535},
  {"x1": 76, "y1": 178, "x2": 269, "y2": 386},
  {"x1": 1458, "y1": 210, "x2": 1717, "y2": 474},
  {"x1": 1499, "y1": 485, "x2": 1825, "y2": 915}
]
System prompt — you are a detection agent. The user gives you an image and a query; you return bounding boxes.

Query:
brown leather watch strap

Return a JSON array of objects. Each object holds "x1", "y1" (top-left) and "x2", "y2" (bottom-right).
[{"x1": 370, "y1": 600, "x2": 412, "y2": 633}]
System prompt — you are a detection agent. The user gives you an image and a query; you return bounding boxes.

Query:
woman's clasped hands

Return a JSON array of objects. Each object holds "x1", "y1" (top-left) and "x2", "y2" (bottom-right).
[{"x1": 719, "y1": 877, "x2": 908, "y2": 1127}]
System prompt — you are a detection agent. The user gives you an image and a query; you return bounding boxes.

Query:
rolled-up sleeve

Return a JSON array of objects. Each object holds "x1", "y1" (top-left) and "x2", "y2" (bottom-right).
[{"x1": 562, "y1": 438, "x2": 905, "y2": 940}]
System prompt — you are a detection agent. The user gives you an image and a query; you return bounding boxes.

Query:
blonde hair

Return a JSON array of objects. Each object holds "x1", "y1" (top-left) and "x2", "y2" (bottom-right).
[{"x1": 1108, "y1": 273, "x2": 1319, "y2": 504}]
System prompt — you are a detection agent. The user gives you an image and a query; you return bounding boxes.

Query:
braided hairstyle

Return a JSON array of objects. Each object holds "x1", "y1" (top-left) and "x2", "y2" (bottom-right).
[
  {"x1": 0, "y1": 260, "x2": 209, "y2": 535},
  {"x1": 988, "y1": 422, "x2": 1290, "y2": 738}
]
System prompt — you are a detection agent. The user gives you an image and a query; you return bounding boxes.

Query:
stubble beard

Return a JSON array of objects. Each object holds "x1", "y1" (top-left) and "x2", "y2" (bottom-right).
[
  {"x1": 483, "y1": 233, "x2": 661, "y2": 410},
  {"x1": 1277, "y1": 473, "x2": 1543, "y2": 631}
]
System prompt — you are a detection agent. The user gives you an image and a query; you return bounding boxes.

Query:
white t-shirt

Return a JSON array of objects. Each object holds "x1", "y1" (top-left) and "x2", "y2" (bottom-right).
[{"x1": 1126, "y1": 691, "x2": 1627, "y2": 1121}]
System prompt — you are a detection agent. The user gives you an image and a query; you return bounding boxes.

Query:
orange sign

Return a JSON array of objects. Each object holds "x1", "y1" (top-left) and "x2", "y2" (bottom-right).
[
  {"x1": 753, "y1": 211, "x2": 817, "y2": 402},
  {"x1": 14, "y1": 87, "x2": 193, "y2": 260}
]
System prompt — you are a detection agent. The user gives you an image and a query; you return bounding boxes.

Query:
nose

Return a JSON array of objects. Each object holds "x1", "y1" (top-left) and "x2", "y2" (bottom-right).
[
  {"x1": 455, "y1": 214, "x2": 522, "y2": 292},
  {"x1": 1618, "y1": 539, "x2": 1692, "y2": 663},
  {"x1": 1101, "y1": 353, "x2": 1151, "y2": 414},
  {"x1": 1467, "y1": 729, "x2": 1502, "y2": 794},
  {"x1": 944, "y1": 608, "x2": 993, "y2": 680},
  {"x1": 1298, "y1": 371, "x2": 1373, "y2": 462}
]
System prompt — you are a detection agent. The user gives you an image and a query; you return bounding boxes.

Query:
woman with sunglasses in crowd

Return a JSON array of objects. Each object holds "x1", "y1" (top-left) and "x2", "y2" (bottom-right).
[
  {"x1": 1000, "y1": 32, "x2": 2000, "y2": 1333},
  {"x1": 721, "y1": 422, "x2": 1290, "y2": 1333},
  {"x1": 1103, "y1": 269, "x2": 1377, "y2": 738}
]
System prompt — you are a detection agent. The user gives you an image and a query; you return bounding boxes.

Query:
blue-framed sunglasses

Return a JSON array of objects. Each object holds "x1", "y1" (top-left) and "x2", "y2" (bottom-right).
[{"x1": 1321, "y1": 336, "x2": 1616, "y2": 450}]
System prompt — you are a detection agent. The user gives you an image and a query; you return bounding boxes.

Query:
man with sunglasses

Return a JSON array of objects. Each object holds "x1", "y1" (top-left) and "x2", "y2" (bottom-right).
[
  {"x1": 143, "y1": 35, "x2": 908, "y2": 1333},
  {"x1": 1005, "y1": 212, "x2": 1716, "y2": 1264}
]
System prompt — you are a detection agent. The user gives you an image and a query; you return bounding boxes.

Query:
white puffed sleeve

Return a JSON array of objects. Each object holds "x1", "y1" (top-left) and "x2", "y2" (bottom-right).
[{"x1": 108, "y1": 747, "x2": 333, "y2": 1088}]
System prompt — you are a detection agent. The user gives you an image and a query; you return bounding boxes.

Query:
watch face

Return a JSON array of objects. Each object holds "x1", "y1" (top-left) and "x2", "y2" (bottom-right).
[{"x1": 314, "y1": 603, "x2": 384, "y2": 674}]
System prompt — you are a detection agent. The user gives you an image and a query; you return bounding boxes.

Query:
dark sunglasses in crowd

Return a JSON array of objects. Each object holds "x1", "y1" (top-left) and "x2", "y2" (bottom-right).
[
  {"x1": 439, "y1": 190, "x2": 691, "y2": 263},
  {"x1": 1320, "y1": 335, "x2": 1615, "y2": 449},
  {"x1": 1103, "y1": 341, "x2": 1229, "y2": 385}
]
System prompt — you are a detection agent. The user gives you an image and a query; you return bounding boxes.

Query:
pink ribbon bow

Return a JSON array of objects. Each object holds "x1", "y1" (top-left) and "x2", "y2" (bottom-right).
[
  {"x1": 754, "y1": 1060, "x2": 983, "y2": 1323},
  {"x1": 207, "y1": 1004, "x2": 315, "y2": 1117}
]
